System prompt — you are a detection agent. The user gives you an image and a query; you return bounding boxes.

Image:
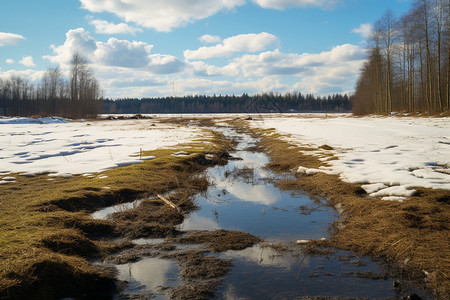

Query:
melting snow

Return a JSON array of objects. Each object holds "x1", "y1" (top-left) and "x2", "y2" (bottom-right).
[
  {"x1": 0, "y1": 117, "x2": 201, "y2": 176},
  {"x1": 253, "y1": 114, "x2": 450, "y2": 197}
]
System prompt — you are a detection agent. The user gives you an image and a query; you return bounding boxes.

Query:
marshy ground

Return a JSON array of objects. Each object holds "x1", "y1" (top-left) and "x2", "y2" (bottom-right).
[{"x1": 0, "y1": 116, "x2": 448, "y2": 299}]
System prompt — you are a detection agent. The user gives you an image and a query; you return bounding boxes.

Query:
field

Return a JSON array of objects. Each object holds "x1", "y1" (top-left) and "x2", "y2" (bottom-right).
[{"x1": 0, "y1": 114, "x2": 448, "y2": 299}]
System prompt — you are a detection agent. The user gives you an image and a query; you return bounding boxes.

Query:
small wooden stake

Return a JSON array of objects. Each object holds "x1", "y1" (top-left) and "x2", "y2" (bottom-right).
[{"x1": 157, "y1": 194, "x2": 180, "y2": 212}]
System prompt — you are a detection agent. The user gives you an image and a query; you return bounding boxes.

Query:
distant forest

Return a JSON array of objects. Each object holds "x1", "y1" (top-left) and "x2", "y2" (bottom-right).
[
  {"x1": 353, "y1": 0, "x2": 450, "y2": 115},
  {"x1": 0, "y1": 53, "x2": 101, "y2": 119},
  {"x1": 102, "y1": 93, "x2": 351, "y2": 114}
]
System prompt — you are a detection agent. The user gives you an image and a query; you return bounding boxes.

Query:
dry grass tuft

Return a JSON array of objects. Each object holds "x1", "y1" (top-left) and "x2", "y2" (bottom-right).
[
  {"x1": 174, "y1": 229, "x2": 262, "y2": 253},
  {"x1": 164, "y1": 250, "x2": 231, "y2": 300}
]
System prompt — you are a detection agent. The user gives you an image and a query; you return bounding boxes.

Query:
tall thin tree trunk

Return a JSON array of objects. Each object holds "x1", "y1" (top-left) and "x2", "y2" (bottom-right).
[
  {"x1": 447, "y1": 38, "x2": 450, "y2": 110},
  {"x1": 419, "y1": 39, "x2": 426, "y2": 110}
]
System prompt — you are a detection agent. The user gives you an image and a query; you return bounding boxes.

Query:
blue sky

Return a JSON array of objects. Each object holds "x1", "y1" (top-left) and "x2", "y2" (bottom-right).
[{"x1": 0, "y1": 0, "x2": 412, "y2": 98}]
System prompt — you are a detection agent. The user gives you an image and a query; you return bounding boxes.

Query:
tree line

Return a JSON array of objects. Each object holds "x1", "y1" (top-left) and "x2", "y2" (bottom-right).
[
  {"x1": 353, "y1": 0, "x2": 450, "y2": 115},
  {"x1": 0, "y1": 53, "x2": 102, "y2": 119},
  {"x1": 102, "y1": 93, "x2": 351, "y2": 114}
]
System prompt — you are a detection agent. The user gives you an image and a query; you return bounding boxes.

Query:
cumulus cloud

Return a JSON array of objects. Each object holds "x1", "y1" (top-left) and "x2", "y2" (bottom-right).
[
  {"x1": 251, "y1": 0, "x2": 343, "y2": 9},
  {"x1": 199, "y1": 34, "x2": 222, "y2": 44},
  {"x1": 6, "y1": 59, "x2": 14, "y2": 64},
  {"x1": 0, "y1": 69, "x2": 46, "y2": 83},
  {"x1": 40, "y1": 27, "x2": 364, "y2": 97},
  {"x1": 184, "y1": 32, "x2": 279, "y2": 60},
  {"x1": 80, "y1": 0, "x2": 246, "y2": 32},
  {"x1": 19, "y1": 56, "x2": 36, "y2": 67},
  {"x1": 228, "y1": 43, "x2": 366, "y2": 94},
  {"x1": 233, "y1": 44, "x2": 366, "y2": 76},
  {"x1": 0, "y1": 32, "x2": 25, "y2": 46},
  {"x1": 351, "y1": 23, "x2": 373, "y2": 38},
  {"x1": 44, "y1": 28, "x2": 184, "y2": 74},
  {"x1": 189, "y1": 61, "x2": 239, "y2": 77},
  {"x1": 94, "y1": 38, "x2": 154, "y2": 68},
  {"x1": 90, "y1": 19, "x2": 143, "y2": 35},
  {"x1": 44, "y1": 28, "x2": 97, "y2": 65}
]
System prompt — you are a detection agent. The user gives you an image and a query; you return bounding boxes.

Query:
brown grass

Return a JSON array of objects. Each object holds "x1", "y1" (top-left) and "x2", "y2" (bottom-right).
[
  {"x1": 0, "y1": 124, "x2": 233, "y2": 299},
  {"x1": 230, "y1": 119, "x2": 450, "y2": 298},
  {"x1": 173, "y1": 229, "x2": 262, "y2": 252},
  {"x1": 166, "y1": 250, "x2": 231, "y2": 300}
]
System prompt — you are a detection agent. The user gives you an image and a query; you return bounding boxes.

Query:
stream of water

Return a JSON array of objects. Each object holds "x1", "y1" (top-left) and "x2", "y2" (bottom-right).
[{"x1": 92, "y1": 126, "x2": 431, "y2": 299}]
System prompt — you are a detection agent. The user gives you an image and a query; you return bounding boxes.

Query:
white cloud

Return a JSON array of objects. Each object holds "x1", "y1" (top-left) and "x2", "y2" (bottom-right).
[
  {"x1": 90, "y1": 19, "x2": 143, "y2": 35},
  {"x1": 19, "y1": 56, "x2": 36, "y2": 67},
  {"x1": 351, "y1": 23, "x2": 373, "y2": 38},
  {"x1": 44, "y1": 28, "x2": 97, "y2": 66},
  {"x1": 6, "y1": 59, "x2": 14, "y2": 64},
  {"x1": 184, "y1": 32, "x2": 279, "y2": 60},
  {"x1": 251, "y1": 0, "x2": 343, "y2": 9},
  {"x1": 199, "y1": 34, "x2": 222, "y2": 44},
  {"x1": 233, "y1": 44, "x2": 366, "y2": 76},
  {"x1": 0, "y1": 69, "x2": 46, "y2": 83},
  {"x1": 39, "y1": 27, "x2": 365, "y2": 98},
  {"x1": 44, "y1": 28, "x2": 184, "y2": 74},
  {"x1": 228, "y1": 44, "x2": 366, "y2": 94},
  {"x1": 94, "y1": 38, "x2": 154, "y2": 68},
  {"x1": 80, "y1": 0, "x2": 246, "y2": 32},
  {"x1": 189, "y1": 61, "x2": 239, "y2": 77},
  {"x1": 0, "y1": 32, "x2": 25, "y2": 47}
]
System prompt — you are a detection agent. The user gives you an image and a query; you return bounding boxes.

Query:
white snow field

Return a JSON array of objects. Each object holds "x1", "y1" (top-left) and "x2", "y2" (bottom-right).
[
  {"x1": 252, "y1": 114, "x2": 450, "y2": 201},
  {"x1": 0, "y1": 117, "x2": 202, "y2": 181},
  {"x1": 1, "y1": 114, "x2": 449, "y2": 201}
]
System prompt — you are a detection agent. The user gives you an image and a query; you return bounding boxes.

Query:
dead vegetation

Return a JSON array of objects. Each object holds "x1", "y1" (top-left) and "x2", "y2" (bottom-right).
[
  {"x1": 164, "y1": 250, "x2": 231, "y2": 300},
  {"x1": 172, "y1": 229, "x2": 262, "y2": 253},
  {"x1": 231, "y1": 119, "x2": 450, "y2": 298},
  {"x1": 0, "y1": 121, "x2": 234, "y2": 299}
]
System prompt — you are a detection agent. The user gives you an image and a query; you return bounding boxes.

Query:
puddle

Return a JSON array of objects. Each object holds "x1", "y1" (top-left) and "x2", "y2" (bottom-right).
[
  {"x1": 179, "y1": 128, "x2": 336, "y2": 241},
  {"x1": 91, "y1": 199, "x2": 143, "y2": 220},
  {"x1": 115, "y1": 257, "x2": 180, "y2": 299},
  {"x1": 214, "y1": 245, "x2": 407, "y2": 299}
]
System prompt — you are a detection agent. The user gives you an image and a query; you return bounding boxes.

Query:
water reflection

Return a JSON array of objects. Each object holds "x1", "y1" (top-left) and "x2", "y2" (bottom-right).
[
  {"x1": 223, "y1": 244, "x2": 305, "y2": 269},
  {"x1": 214, "y1": 249, "x2": 402, "y2": 300},
  {"x1": 115, "y1": 257, "x2": 179, "y2": 299},
  {"x1": 180, "y1": 143, "x2": 336, "y2": 240},
  {"x1": 215, "y1": 180, "x2": 282, "y2": 205},
  {"x1": 180, "y1": 214, "x2": 220, "y2": 231},
  {"x1": 91, "y1": 199, "x2": 143, "y2": 220}
]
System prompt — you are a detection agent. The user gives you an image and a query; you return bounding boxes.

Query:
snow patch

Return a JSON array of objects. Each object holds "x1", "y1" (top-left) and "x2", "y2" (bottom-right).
[
  {"x1": 140, "y1": 156, "x2": 156, "y2": 161},
  {"x1": 381, "y1": 196, "x2": 406, "y2": 202},
  {"x1": 0, "y1": 117, "x2": 201, "y2": 175},
  {"x1": 361, "y1": 183, "x2": 387, "y2": 194},
  {"x1": 172, "y1": 151, "x2": 191, "y2": 157},
  {"x1": 295, "y1": 240, "x2": 309, "y2": 244},
  {"x1": 253, "y1": 115, "x2": 450, "y2": 193},
  {"x1": 369, "y1": 186, "x2": 416, "y2": 198}
]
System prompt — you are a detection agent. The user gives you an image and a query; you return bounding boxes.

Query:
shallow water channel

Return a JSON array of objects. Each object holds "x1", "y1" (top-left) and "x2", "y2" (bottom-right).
[{"x1": 92, "y1": 127, "x2": 431, "y2": 299}]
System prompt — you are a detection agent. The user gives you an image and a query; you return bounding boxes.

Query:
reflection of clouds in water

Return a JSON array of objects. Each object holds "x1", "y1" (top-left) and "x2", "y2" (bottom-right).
[
  {"x1": 223, "y1": 244, "x2": 307, "y2": 269},
  {"x1": 234, "y1": 152, "x2": 268, "y2": 168},
  {"x1": 116, "y1": 258, "x2": 178, "y2": 293},
  {"x1": 215, "y1": 180, "x2": 281, "y2": 205},
  {"x1": 179, "y1": 214, "x2": 219, "y2": 231}
]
